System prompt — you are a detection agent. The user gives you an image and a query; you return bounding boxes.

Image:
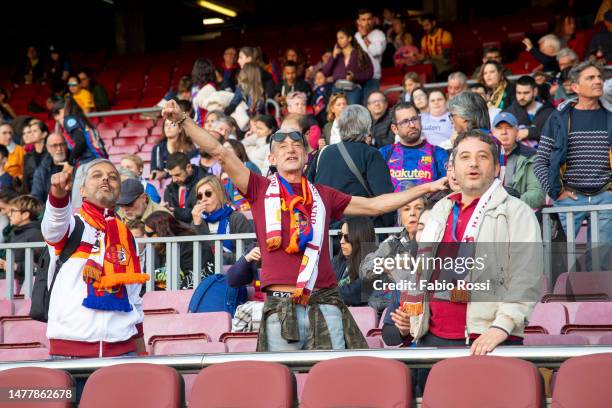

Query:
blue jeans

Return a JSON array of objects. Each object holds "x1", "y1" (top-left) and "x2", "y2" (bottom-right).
[
  {"x1": 555, "y1": 190, "x2": 612, "y2": 270},
  {"x1": 361, "y1": 78, "x2": 381, "y2": 105},
  {"x1": 265, "y1": 304, "x2": 346, "y2": 351},
  {"x1": 332, "y1": 86, "x2": 363, "y2": 106}
]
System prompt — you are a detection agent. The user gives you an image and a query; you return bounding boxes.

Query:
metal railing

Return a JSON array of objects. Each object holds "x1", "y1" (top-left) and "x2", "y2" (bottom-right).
[
  {"x1": 1, "y1": 346, "x2": 611, "y2": 373},
  {"x1": 383, "y1": 73, "x2": 534, "y2": 95},
  {"x1": 542, "y1": 204, "x2": 612, "y2": 281}
]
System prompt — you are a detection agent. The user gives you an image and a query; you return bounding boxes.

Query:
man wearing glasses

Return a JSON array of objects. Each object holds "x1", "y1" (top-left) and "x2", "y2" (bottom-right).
[
  {"x1": 31, "y1": 133, "x2": 70, "y2": 202},
  {"x1": 380, "y1": 102, "x2": 449, "y2": 192},
  {"x1": 162, "y1": 99, "x2": 447, "y2": 351}
]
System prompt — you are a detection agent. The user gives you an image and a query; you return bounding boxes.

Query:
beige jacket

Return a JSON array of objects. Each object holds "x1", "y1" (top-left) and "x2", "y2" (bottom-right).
[{"x1": 410, "y1": 183, "x2": 543, "y2": 341}]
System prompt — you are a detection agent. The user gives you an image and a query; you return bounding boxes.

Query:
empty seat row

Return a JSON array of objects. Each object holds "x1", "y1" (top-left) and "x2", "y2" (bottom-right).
[{"x1": 3, "y1": 353, "x2": 612, "y2": 407}]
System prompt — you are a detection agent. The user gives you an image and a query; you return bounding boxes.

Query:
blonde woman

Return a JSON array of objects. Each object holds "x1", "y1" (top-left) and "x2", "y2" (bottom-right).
[
  {"x1": 225, "y1": 62, "x2": 265, "y2": 117},
  {"x1": 322, "y1": 92, "x2": 348, "y2": 145}
]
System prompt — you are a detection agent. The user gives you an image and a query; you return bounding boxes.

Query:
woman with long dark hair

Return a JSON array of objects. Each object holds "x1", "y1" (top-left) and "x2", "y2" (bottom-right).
[
  {"x1": 478, "y1": 61, "x2": 515, "y2": 110},
  {"x1": 332, "y1": 217, "x2": 377, "y2": 306},
  {"x1": 322, "y1": 28, "x2": 373, "y2": 104},
  {"x1": 191, "y1": 58, "x2": 218, "y2": 126},
  {"x1": 149, "y1": 117, "x2": 196, "y2": 180},
  {"x1": 144, "y1": 211, "x2": 214, "y2": 289}
]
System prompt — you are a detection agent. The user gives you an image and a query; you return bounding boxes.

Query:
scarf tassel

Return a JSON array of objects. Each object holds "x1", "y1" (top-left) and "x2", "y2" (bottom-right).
[
  {"x1": 83, "y1": 265, "x2": 103, "y2": 282},
  {"x1": 290, "y1": 288, "x2": 311, "y2": 306},
  {"x1": 266, "y1": 237, "x2": 281, "y2": 251},
  {"x1": 82, "y1": 294, "x2": 133, "y2": 312},
  {"x1": 93, "y1": 273, "x2": 150, "y2": 290}
]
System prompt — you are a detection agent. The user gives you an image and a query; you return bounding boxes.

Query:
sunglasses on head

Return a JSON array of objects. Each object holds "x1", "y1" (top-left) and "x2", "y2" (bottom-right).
[
  {"x1": 270, "y1": 131, "x2": 305, "y2": 145},
  {"x1": 197, "y1": 191, "x2": 213, "y2": 200}
]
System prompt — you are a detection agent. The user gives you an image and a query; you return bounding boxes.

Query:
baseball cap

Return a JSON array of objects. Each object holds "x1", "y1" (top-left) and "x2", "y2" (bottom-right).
[
  {"x1": 492, "y1": 112, "x2": 518, "y2": 128},
  {"x1": 117, "y1": 178, "x2": 144, "y2": 206}
]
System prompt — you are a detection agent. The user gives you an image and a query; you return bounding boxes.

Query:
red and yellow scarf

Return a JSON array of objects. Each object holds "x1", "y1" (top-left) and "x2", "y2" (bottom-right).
[{"x1": 80, "y1": 200, "x2": 149, "y2": 311}]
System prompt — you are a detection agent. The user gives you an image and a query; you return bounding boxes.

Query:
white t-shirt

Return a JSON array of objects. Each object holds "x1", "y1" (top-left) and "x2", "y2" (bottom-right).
[
  {"x1": 355, "y1": 29, "x2": 386, "y2": 80},
  {"x1": 420, "y1": 112, "x2": 453, "y2": 147}
]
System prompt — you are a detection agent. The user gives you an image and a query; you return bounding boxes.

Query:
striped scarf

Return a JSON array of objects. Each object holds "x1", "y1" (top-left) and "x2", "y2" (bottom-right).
[{"x1": 79, "y1": 200, "x2": 149, "y2": 311}]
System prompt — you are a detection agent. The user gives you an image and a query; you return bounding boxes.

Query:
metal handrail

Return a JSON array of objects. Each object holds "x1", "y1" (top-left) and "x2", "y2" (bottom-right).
[
  {"x1": 1, "y1": 346, "x2": 611, "y2": 373},
  {"x1": 86, "y1": 107, "x2": 162, "y2": 118}
]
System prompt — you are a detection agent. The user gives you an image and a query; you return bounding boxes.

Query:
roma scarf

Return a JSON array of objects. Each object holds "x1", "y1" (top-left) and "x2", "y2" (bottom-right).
[
  {"x1": 79, "y1": 200, "x2": 149, "y2": 311},
  {"x1": 264, "y1": 174, "x2": 326, "y2": 305}
]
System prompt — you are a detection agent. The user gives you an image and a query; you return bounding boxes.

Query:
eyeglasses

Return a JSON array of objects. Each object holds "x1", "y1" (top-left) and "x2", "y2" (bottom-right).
[
  {"x1": 338, "y1": 232, "x2": 349, "y2": 242},
  {"x1": 67, "y1": 82, "x2": 78, "y2": 87},
  {"x1": 144, "y1": 230, "x2": 155, "y2": 237},
  {"x1": 395, "y1": 116, "x2": 420, "y2": 127},
  {"x1": 270, "y1": 131, "x2": 305, "y2": 146},
  {"x1": 197, "y1": 191, "x2": 214, "y2": 200},
  {"x1": 367, "y1": 99, "x2": 386, "y2": 105},
  {"x1": 47, "y1": 142, "x2": 67, "y2": 150}
]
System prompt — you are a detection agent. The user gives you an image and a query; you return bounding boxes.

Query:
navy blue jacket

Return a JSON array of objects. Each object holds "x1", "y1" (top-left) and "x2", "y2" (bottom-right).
[{"x1": 535, "y1": 102, "x2": 612, "y2": 200}]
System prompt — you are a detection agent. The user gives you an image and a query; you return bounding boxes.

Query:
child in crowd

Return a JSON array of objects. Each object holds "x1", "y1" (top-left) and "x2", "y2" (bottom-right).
[{"x1": 399, "y1": 72, "x2": 422, "y2": 103}]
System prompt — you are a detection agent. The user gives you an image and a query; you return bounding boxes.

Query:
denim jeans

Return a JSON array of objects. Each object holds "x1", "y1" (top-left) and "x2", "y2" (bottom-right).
[
  {"x1": 555, "y1": 190, "x2": 612, "y2": 270},
  {"x1": 265, "y1": 304, "x2": 346, "y2": 351},
  {"x1": 361, "y1": 78, "x2": 381, "y2": 105}
]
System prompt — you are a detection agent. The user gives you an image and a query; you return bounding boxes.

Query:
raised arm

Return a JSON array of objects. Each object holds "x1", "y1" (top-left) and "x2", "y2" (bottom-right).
[
  {"x1": 162, "y1": 100, "x2": 250, "y2": 193},
  {"x1": 344, "y1": 178, "x2": 447, "y2": 217}
]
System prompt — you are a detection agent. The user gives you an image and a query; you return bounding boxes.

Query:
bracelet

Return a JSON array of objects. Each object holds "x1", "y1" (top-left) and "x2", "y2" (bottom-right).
[{"x1": 176, "y1": 112, "x2": 188, "y2": 126}]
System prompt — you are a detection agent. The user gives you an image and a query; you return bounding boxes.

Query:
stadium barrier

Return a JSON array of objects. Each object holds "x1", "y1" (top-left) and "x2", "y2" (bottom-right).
[{"x1": 2, "y1": 204, "x2": 610, "y2": 299}]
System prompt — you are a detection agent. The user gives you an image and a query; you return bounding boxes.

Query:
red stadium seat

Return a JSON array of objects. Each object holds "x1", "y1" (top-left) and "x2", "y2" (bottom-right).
[
  {"x1": 119, "y1": 127, "x2": 148, "y2": 138},
  {"x1": 301, "y1": 356, "x2": 411, "y2": 408},
  {"x1": 142, "y1": 289, "x2": 193, "y2": 315},
  {"x1": 220, "y1": 331, "x2": 259, "y2": 352},
  {"x1": 150, "y1": 126, "x2": 163, "y2": 137},
  {"x1": 552, "y1": 353, "x2": 612, "y2": 408},
  {"x1": 0, "y1": 317, "x2": 48, "y2": 346},
  {"x1": 0, "y1": 299, "x2": 12, "y2": 316},
  {"x1": 12, "y1": 298, "x2": 31, "y2": 315},
  {"x1": 423, "y1": 356, "x2": 543, "y2": 408},
  {"x1": 144, "y1": 312, "x2": 231, "y2": 347},
  {"x1": 140, "y1": 143, "x2": 155, "y2": 153},
  {"x1": 98, "y1": 122, "x2": 125, "y2": 132},
  {"x1": 0, "y1": 279, "x2": 21, "y2": 298},
  {"x1": 80, "y1": 363, "x2": 182, "y2": 408},
  {"x1": 151, "y1": 337, "x2": 227, "y2": 355},
  {"x1": 525, "y1": 303, "x2": 569, "y2": 334},
  {"x1": 524, "y1": 333, "x2": 590, "y2": 345},
  {"x1": 0, "y1": 344, "x2": 50, "y2": 361},
  {"x1": 561, "y1": 302, "x2": 612, "y2": 343},
  {"x1": 553, "y1": 272, "x2": 612, "y2": 299},
  {"x1": 0, "y1": 367, "x2": 73, "y2": 408},
  {"x1": 143, "y1": 86, "x2": 167, "y2": 99},
  {"x1": 108, "y1": 145, "x2": 138, "y2": 155},
  {"x1": 188, "y1": 361, "x2": 294, "y2": 408},
  {"x1": 348, "y1": 306, "x2": 379, "y2": 338},
  {"x1": 113, "y1": 137, "x2": 146, "y2": 147},
  {"x1": 126, "y1": 119, "x2": 155, "y2": 129},
  {"x1": 99, "y1": 129, "x2": 117, "y2": 141},
  {"x1": 103, "y1": 114, "x2": 131, "y2": 124}
]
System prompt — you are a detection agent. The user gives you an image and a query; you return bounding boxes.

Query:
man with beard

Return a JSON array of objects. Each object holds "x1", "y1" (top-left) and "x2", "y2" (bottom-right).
[
  {"x1": 42, "y1": 159, "x2": 149, "y2": 359},
  {"x1": 503, "y1": 75, "x2": 554, "y2": 146},
  {"x1": 31, "y1": 133, "x2": 69, "y2": 202},
  {"x1": 380, "y1": 102, "x2": 448, "y2": 192}
]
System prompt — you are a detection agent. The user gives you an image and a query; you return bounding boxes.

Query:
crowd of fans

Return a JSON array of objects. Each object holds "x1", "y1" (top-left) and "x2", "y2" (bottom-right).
[{"x1": 0, "y1": 5, "x2": 610, "y2": 364}]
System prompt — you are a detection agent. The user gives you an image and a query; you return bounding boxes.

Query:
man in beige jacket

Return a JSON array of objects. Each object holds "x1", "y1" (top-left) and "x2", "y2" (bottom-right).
[{"x1": 390, "y1": 129, "x2": 542, "y2": 390}]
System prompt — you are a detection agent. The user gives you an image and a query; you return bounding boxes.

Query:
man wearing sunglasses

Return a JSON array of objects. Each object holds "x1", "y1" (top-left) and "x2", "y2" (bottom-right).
[
  {"x1": 380, "y1": 102, "x2": 448, "y2": 193},
  {"x1": 162, "y1": 99, "x2": 447, "y2": 352}
]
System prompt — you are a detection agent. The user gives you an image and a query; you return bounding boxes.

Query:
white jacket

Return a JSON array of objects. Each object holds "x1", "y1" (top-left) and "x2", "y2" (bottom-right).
[
  {"x1": 42, "y1": 196, "x2": 144, "y2": 357},
  {"x1": 411, "y1": 184, "x2": 543, "y2": 341}
]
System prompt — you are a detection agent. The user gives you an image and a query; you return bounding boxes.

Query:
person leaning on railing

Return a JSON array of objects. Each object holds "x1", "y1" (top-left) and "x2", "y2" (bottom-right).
[{"x1": 161, "y1": 99, "x2": 448, "y2": 352}]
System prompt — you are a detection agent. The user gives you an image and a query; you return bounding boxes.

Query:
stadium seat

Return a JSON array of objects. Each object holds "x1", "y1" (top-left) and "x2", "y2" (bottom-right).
[
  {"x1": 103, "y1": 114, "x2": 131, "y2": 124},
  {"x1": 561, "y1": 302, "x2": 612, "y2": 343},
  {"x1": 220, "y1": 332, "x2": 259, "y2": 352},
  {"x1": 422, "y1": 356, "x2": 543, "y2": 408},
  {"x1": 0, "y1": 367, "x2": 73, "y2": 408},
  {"x1": 188, "y1": 361, "x2": 295, "y2": 408},
  {"x1": 301, "y1": 356, "x2": 411, "y2": 408},
  {"x1": 113, "y1": 137, "x2": 146, "y2": 147},
  {"x1": 552, "y1": 353, "x2": 612, "y2": 408},
  {"x1": 349, "y1": 306, "x2": 379, "y2": 337},
  {"x1": 0, "y1": 279, "x2": 21, "y2": 298},
  {"x1": 151, "y1": 337, "x2": 227, "y2": 355},
  {"x1": 108, "y1": 145, "x2": 139, "y2": 155},
  {"x1": 119, "y1": 127, "x2": 148, "y2": 138},
  {"x1": 524, "y1": 333, "x2": 590, "y2": 345},
  {"x1": 98, "y1": 122, "x2": 124, "y2": 132},
  {"x1": 126, "y1": 119, "x2": 156, "y2": 129},
  {"x1": 0, "y1": 317, "x2": 49, "y2": 346},
  {"x1": 0, "y1": 344, "x2": 50, "y2": 361},
  {"x1": 0, "y1": 299, "x2": 12, "y2": 316},
  {"x1": 140, "y1": 143, "x2": 155, "y2": 153},
  {"x1": 142, "y1": 289, "x2": 193, "y2": 314},
  {"x1": 12, "y1": 297, "x2": 31, "y2": 315},
  {"x1": 80, "y1": 363, "x2": 182, "y2": 408},
  {"x1": 553, "y1": 272, "x2": 612, "y2": 299},
  {"x1": 525, "y1": 303, "x2": 568, "y2": 334},
  {"x1": 144, "y1": 312, "x2": 231, "y2": 346}
]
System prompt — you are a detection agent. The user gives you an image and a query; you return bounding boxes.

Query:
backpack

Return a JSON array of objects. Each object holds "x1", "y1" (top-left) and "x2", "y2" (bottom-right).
[
  {"x1": 188, "y1": 274, "x2": 247, "y2": 316},
  {"x1": 29, "y1": 216, "x2": 85, "y2": 322}
]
